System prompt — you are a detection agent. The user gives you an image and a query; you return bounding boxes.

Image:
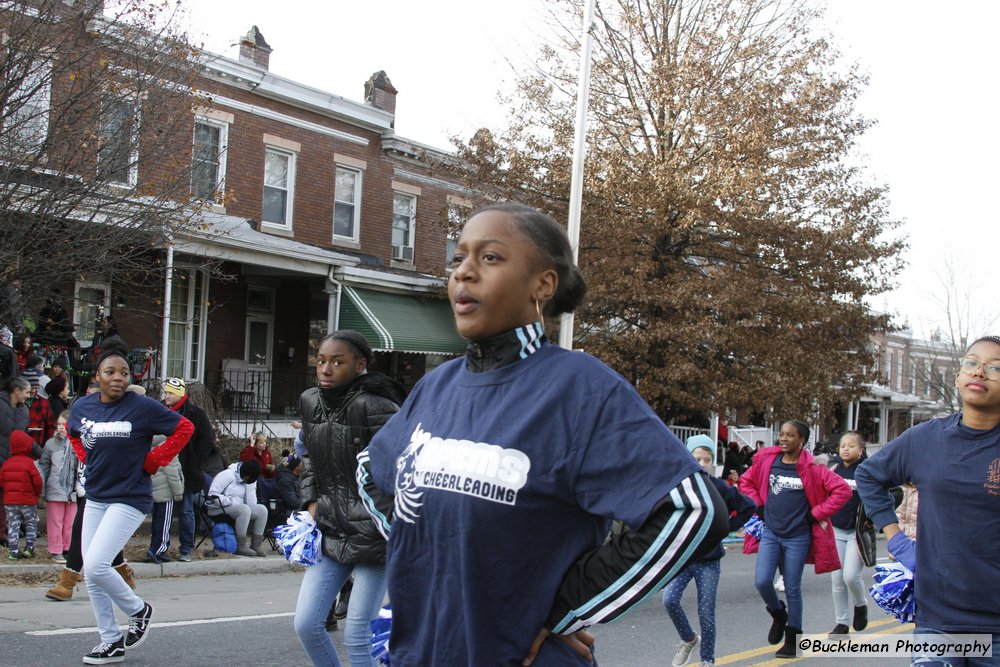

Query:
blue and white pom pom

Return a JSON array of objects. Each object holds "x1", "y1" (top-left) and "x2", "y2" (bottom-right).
[
  {"x1": 743, "y1": 515, "x2": 764, "y2": 540},
  {"x1": 273, "y1": 511, "x2": 320, "y2": 566},
  {"x1": 370, "y1": 605, "x2": 392, "y2": 666},
  {"x1": 869, "y1": 562, "x2": 915, "y2": 623}
]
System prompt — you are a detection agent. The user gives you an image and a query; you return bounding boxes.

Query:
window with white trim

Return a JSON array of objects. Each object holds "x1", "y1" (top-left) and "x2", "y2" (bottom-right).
[
  {"x1": 2, "y1": 59, "x2": 51, "y2": 156},
  {"x1": 262, "y1": 147, "x2": 294, "y2": 229},
  {"x1": 392, "y1": 192, "x2": 416, "y2": 262},
  {"x1": 333, "y1": 166, "x2": 361, "y2": 241},
  {"x1": 192, "y1": 118, "x2": 228, "y2": 202},
  {"x1": 98, "y1": 94, "x2": 139, "y2": 186}
]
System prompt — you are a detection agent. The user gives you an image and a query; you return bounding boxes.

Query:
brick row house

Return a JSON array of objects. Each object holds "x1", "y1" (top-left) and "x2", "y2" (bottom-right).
[{"x1": 3, "y1": 8, "x2": 471, "y2": 435}]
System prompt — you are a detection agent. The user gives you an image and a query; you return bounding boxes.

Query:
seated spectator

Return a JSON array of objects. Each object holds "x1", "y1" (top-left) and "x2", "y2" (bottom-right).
[
  {"x1": 239, "y1": 432, "x2": 276, "y2": 480},
  {"x1": 272, "y1": 454, "x2": 302, "y2": 523},
  {"x1": 206, "y1": 460, "x2": 267, "y2": 558}
]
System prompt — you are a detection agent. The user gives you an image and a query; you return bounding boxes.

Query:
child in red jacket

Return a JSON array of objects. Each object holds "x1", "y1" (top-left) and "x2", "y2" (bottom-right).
[{"x1": 0, "y1": 430, "x2": 44, "y2": 559}]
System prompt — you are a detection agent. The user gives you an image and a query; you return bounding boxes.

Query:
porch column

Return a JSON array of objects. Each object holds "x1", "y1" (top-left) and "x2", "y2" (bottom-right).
[{"x1": 325, "y1": 268, "x2": 342, "y2": 334}]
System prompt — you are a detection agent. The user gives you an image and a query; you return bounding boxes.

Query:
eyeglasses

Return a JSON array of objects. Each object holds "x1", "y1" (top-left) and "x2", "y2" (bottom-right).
[{"x1": 959, "y1": 357, "x2": 1000, "y2": 381}]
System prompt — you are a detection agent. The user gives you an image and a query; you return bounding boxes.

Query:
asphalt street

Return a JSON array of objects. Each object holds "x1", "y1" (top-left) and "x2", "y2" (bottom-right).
[{"x1": 0, "y1": 544, "x2": 915, "y2": 666}]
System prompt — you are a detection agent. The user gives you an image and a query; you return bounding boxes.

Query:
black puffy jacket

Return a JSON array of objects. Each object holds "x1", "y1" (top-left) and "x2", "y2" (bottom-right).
[{"x1": 298, "y1": 373, "x2": 403, "y2": 565}]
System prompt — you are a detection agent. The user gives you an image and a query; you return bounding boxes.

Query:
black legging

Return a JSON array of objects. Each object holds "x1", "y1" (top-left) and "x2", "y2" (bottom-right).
[{"x1": 66, "y1": 498, "x2": 124, "y2": 572}]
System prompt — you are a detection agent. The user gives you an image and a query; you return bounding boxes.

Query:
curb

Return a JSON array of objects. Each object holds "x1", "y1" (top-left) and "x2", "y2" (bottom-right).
[{"x1": 1, "y1": 555, "x2": 304, "y2": 578}]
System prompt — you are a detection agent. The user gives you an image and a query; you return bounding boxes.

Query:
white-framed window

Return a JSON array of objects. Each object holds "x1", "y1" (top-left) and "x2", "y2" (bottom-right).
[
  {"x1": 262, "y1": 147, "x2": 294, "y2": 229},
  {"x1": 2, "y1": 59, "x2": 51, "y2": 156},
  {"x1": 73, "y1": 281, "x2": 111, "y2": 347},
  {"x1": 392, "y1": 192, "x2": 416, "y2": 262},
  {"x1": 191, "y1": 117, "x2": 228, "y2": 202},
  {"x1": 98, "y1": 94, "x2": 140, "y2": 186},
  {"x1": 333, "y1": 166, "x2": 361, "y2": 241}
]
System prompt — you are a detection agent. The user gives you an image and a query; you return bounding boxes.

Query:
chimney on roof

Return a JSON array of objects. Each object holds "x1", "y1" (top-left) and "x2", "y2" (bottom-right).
[
  {"x1": 364, "y1": 71, "x2": 397, "y2": 118},
  {"x1": 239, "y1": 26, "x2": 272, "y2": 70}
]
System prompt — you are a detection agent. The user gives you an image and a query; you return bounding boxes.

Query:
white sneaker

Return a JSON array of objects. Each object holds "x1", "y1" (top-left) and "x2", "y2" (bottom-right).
[
  {"x1": 672, "y1": 634, "x2": 700, "y2": 666},
  {"x1": 775, "y1": 575, "x2": 785, "y2": 592},
  {"x1": 700, "y1": 662, "x2": 715, "y2": 667}
]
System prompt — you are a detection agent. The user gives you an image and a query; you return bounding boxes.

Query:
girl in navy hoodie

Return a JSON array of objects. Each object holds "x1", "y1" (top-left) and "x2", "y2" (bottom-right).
[{"x1": 826, "y1": 431, "x2": 870, "y2": 637}]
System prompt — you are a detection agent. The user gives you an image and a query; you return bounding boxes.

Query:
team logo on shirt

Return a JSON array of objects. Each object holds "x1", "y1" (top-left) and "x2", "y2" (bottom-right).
[
  {"x1": 79, "y1": 417, "x2": 134, "y2": 449},
  {"x1": 986, "y1": 459, "x2": 1000, "y2": 497},
  {"x1": 768, "y1": 473, "x2": 803, "y2": 496},
  {"x1": 393, "y1": 423, "x2": 531, "y2": 522}
]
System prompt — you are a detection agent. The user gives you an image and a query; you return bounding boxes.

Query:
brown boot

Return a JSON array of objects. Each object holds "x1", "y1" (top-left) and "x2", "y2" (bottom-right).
[
  {"x1": 45, "y1": 568, "x2": 82, "y2": 601},
  {"x1": 115, "y1": 562, "x2": 137, "y2": 590}
]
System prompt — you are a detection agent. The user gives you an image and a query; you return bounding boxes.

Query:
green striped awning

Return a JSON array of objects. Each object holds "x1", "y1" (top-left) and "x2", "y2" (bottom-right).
[{"x1": 339, "y1": 286, "x2": 466, "y2": 355}]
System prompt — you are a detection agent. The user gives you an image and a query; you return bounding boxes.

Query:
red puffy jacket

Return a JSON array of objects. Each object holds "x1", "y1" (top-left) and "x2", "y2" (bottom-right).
[
  {"x1": 0, "y1": 430, "x2": 43, "y2": 505},
  {"x1": 738, "y1": 445, "x2": 851, "y2": 574}
]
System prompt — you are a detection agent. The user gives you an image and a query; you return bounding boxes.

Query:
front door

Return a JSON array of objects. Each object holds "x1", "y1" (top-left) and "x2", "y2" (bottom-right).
[{"x1": 245, "y1": 314, "x2": 273, "y2": 413}]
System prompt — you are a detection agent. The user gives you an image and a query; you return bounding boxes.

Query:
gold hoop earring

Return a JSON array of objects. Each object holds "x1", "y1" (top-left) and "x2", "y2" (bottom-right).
[{"x1": 535, "y1": 298, "x2": 545, "y2": 331}]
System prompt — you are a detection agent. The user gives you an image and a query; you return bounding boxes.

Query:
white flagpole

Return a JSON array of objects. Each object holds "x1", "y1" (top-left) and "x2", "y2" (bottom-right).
[{"x1": 558, "y1": 0, "x2": 597, "y2": 350}]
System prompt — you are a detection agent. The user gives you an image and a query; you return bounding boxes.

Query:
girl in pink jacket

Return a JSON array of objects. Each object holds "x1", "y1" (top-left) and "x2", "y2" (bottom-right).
[{"x1": 738, "y1": 420, "x2": 851, "y2": 659}]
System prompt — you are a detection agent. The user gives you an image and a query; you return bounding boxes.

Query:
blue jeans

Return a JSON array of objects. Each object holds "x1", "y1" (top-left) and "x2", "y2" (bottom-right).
[
  {"x1": 293, "y1": 551, "x2": 387, "y2": 666},
  {"x1": 82, "y1": 501, "x2": 147, "y2": 643},
  {"x1": 178, "y1": 490, "x2": 200, "y2": 556},
  {"x1": 913, "y1": 627, "x2": 1000, "y2": 666},
  {"x1": 664, "y1": 559, "x2": 721, "y2": 662},
  {"x1": 754, "y1": 526, "x2": 810, "y2": 629}
]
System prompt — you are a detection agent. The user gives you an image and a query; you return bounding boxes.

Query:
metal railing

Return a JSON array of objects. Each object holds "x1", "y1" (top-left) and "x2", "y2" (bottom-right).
[{"x1": 204, "y1": 368, "x2": 315, "y2": 438}]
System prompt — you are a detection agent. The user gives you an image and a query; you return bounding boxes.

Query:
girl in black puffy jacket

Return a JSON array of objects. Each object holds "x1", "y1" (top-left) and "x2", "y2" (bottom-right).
[{"x1": 292, "y1": 330, "x2": 403, "y2": 667}]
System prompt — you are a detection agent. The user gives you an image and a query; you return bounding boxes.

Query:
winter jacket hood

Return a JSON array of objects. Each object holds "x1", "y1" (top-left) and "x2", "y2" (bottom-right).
[
  {"x1": 0, "y1": 430, "x2": 44, "y2": 505},
  {"x1": 738, "y1": 445, "x2": 852, "y2": 574}
]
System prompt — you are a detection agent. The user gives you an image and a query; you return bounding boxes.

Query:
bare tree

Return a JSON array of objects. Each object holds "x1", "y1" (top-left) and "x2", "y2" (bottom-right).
[
  {"x1": 448, "y1": 0, "x2": 903, "y2": 421},
  {"x1": 0, "y1": 0, "x2": 214, "y2": 332}
]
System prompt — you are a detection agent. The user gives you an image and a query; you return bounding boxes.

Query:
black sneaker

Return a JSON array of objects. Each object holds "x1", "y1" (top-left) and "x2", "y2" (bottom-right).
[
  {"x1": 124, "y1": 602, "x2": 154, "y2": 649},
  {"x1": 82, "y1": 638, "x2": 125, "y2": 664}
]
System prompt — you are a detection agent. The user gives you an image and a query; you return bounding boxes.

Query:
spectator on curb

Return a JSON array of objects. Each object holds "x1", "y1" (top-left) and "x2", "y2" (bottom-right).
[
  {"x1": 38, "y1": 411, "x2": 79, "y2": 563},
  {"x1": 23, "y1": 369, "x2": 53, "y2": 452},
  {"x1": 147, "y1": 434, "x2": 184, "y2": 563},
  {"x1": 206, "y1": 460, "x2": 267, "y2": 557},
  {"x1": 272, "y1": 453, "x2": 302, "y2": 524},
  {"x1": 0, "y1": 430, "x2": 43, "y2": 559},
  {"x1": 161, "y1": 377, "x2": 214, "y2": 562},
  {"x1": 240, "y1": 431, "x2": 276, "y2": 480},
  {"x1": 47, "y1": 376, "x2": 69, "y2": 418},
  {"x1": 0, "y1": 376, "x2": 30, "y2": 546}
]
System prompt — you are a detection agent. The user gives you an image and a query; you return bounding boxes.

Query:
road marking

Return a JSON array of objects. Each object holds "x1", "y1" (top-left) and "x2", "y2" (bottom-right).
[
  {"x1": 26, "y1": 612, "x2": 295, "y2": 636},
  {"x1": 714, "y1": 616, "x2": 909, "y2": 665}
]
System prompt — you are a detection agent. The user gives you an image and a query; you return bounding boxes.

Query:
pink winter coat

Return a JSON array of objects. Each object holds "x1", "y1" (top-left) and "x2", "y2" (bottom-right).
[{"x1": 738, "y1": 446, "x2": 852, "y2": 574}]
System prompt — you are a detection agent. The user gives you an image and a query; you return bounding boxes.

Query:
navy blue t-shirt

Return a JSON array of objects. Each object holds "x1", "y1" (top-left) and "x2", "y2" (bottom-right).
[
  {"x1": 830, "y1": 462, "x2": 860, "y2": 530},
  {"x1": 367, "y1": 343, "x2": 700, "y2": 666},
  {"x1": 857, "y1": 414, "x2": 1000, "y2": 633},
  {"x1": 69, "y1": 391, "x2": 181, "y2": 513},
  {"x1": 765, "y1": 458, "x2": 810, "y2": 537}
]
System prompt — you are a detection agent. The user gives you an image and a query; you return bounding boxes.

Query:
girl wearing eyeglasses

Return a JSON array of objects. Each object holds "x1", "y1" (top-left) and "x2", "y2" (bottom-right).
[{"x1": 857, "y1": 335, "x2": 1000, "y2": 666}]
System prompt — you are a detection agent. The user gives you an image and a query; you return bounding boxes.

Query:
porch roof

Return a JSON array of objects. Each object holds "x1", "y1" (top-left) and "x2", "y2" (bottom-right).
[
  {"x1": 340, "y1": 286, "x2": 466, "y2": 355},
  {"x1": 175, "y1": 210, "x2": 360, "y2": 276}
]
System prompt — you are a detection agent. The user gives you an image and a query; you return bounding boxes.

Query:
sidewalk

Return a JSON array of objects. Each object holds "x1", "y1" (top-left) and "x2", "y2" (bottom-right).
[{"x1": 2, "y1": 509, "x2": 303, "y2": 579}]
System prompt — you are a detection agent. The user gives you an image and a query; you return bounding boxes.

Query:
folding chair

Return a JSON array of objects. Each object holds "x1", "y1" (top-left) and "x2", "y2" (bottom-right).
[{"x1": 255, "y1": 477, "x2": 280, "y2": 551}]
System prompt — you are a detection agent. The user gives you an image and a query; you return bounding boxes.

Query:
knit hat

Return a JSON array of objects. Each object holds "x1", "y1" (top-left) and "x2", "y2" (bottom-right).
[
  {"x1": 47, "y1": 376, "x2": 67, "y2": 396},
  {"x1": 286, "y1": 454, "x2": 301, "y2": 469},
  {"x1": 163, "y1": 377, "x2": 186, "y2": 397},
  {"x1": 20, "y1": 367, "x2": 41, "y2": 386},
  {"x1": 686, "y1": 434, "x2": 716, "y2": 465}
]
